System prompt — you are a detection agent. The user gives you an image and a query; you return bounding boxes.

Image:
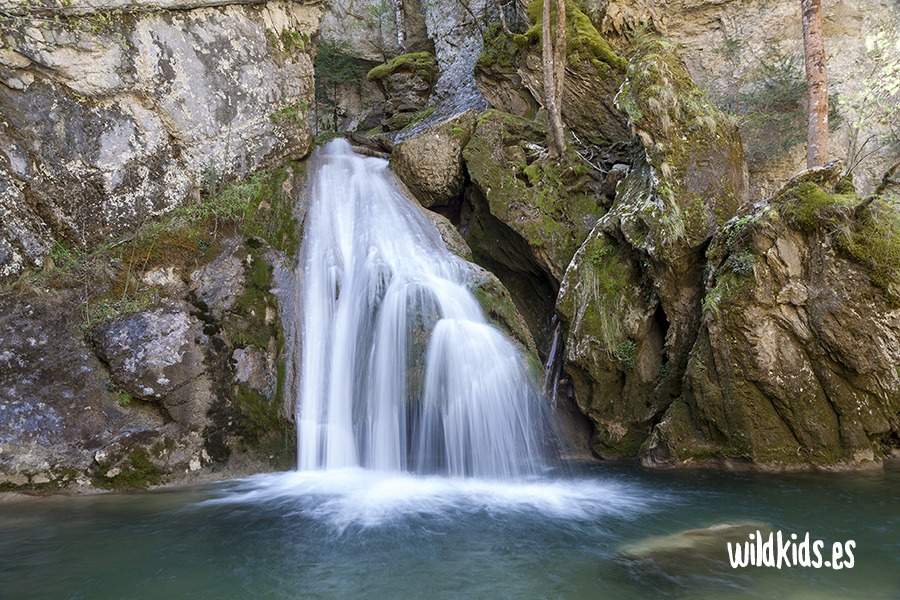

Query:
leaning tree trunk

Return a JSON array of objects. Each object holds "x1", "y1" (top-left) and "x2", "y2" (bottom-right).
[
  {"x1": 542, "y1": 0, "x2": 566, "y2": 160},
  {"x1": 801, "y1": 0, "x2": 828, "y2": 168}
]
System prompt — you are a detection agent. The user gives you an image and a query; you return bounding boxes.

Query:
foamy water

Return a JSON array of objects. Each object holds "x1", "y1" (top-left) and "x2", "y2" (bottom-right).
[{"x1": 200, "y1": 469, "x2": 660, "y2": 531}]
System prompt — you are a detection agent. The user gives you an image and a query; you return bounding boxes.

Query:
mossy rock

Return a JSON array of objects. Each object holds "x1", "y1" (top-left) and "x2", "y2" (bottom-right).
[
  {"x1": 463, "y1": 109, "x2": 605, "y2": 284},
  {"x1": 474, "y1": 3, "x2": 630, "y2": 146},
  {"x1": 367, "y1": 52, "x2": 438, "y2": 84},
  {"x1": 522, "y1": 0, "x2": 626, "y2": 74},
  {"x1": 649, "y1": 170, "x2": 900, "y2": 470},
  {"x1": 556, "y1": 227, "x2": 669, "y2": 459},
  {"x1": 613, "y1": 36, "x2": 746, "y2": 262}
]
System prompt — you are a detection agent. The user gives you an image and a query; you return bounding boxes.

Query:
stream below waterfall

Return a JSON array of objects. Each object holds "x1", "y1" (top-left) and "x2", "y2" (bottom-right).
[{"x1": 1, "y1": 464, "x2": 897, "y2": 598}]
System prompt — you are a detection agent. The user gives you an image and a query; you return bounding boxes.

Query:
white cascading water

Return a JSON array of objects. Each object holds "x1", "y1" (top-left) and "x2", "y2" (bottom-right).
[{"x1": 295, "y1": 139, "x2": 546, "y2": 478}]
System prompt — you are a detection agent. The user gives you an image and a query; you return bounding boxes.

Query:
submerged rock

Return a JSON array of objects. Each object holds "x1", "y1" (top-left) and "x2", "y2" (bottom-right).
[{"x1": 619, "y1": 522, "x2": 769, "y2": 561}]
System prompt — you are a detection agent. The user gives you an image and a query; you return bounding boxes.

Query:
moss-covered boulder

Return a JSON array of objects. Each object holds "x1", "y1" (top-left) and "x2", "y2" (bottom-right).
[
  {"x1": 553, "y1": 35, "x2": 747, "y2": 460},
  {"x1": 647, "y1": 166, "x2": 900, "y2": 469},
  {"x1": 474, "y1": 2, "x2": 631, "y2": 146},
  {"x1": 367, "y1": 52, "x2": 438, "y2": 130},
  {"x1": 464, "y1": 110, "x2": 605, "y2": 284},
  {"x1": 556, "y1": 230, "x2": 668, "y2": 457},
  {"x1": 462, "y1": 109, "x2": 608, "y2": 345},
  {"x1": 614, "y1": 36, "x2": 747, "y2": 264}
]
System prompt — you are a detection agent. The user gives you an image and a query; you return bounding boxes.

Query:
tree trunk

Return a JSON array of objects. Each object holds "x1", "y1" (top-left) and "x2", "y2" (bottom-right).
[
  {"x1": 542, "y1": 0, "x2": 566, "y2": 160},
  {"x1": 801, "y1": 0, "x2": 828, "y2": 168}
]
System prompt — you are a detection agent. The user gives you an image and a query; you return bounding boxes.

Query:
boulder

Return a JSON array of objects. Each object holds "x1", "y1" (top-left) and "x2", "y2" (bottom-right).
[
  {"x1": 93, "y1": 306, "x2": 213, "y2": 430},
  {"x1": 392, "y1": 110, "x2": 476, "y2": 210},
  {"x1": 556, "y1": 37, "x2": 747, "y2": 458}
]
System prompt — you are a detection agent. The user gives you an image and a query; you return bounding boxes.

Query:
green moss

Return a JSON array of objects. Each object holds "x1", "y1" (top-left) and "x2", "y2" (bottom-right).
[
  {"x1": 613, "y1": 34, "x2": 742, "y2": 251},
  {"x1": 476, "y1": 22, "x2": 528, "y2": 71},
  {"x1": 280, "y1": 28, "x2": 307, "y2": 53},
  {"x1": 470, "y1": 275, "x2": 536, "y2": 355},
  {"x1": 228, "y1": 254, "x2": 276, "y2": 350},
  {"x1": 778, "y1": 181, "x2": 855, "y2": 232},
  {"x1": 839, "y1": 200, "x2": 900, "y2": 307},
  {"x1": 115, "y1": 390, "x2": 134, "y2": 407},
  {"x1": 769, "y1": 177, "x2": 900, "y2": 305},
  {"x1": 233, "y1": 384, "x2": 294, "y2": 469},
  {"x1": 385, "y1": 105, "x2": 437, "y2": 133},
  {"x1": 523, "y1": 0, "x2": 625, "y2": 74},
  {"x1": 614, "y1": 339, "x2": 637, "y2": 368},
  {"x1": 463, "y1": 110, "x2": 604, "y2": 276},
  {"x1": 93, "y1": 449, "x2": 164, "y2": 490},
  {"x1": 367, "y1": 52, "x2": 437, "y2": 83}
]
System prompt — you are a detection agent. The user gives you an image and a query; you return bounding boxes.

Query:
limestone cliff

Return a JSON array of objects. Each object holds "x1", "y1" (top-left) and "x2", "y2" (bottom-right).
[{"x1": 0, "y1": 0, "x2": 321, "y2": 279}]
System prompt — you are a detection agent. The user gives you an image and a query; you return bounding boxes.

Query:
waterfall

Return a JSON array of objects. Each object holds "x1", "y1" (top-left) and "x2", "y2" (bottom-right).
[{"x1": 294, "y1": 139, "x2": 546, "y2": 478}]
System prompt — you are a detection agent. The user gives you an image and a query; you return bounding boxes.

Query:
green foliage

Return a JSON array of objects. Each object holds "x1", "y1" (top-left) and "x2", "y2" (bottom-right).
[
  {"x1": 710, "y1": 46, "x2": 844, "y2": 166},
  {"x1": 314, "y1": 39, "x2": 366, "y2": 131},
  {"x1": 315, "y1": 40, "x2": 361, "y2": 87},
  {"x1": 280, "y1": 28, "x2": 307, "y2": 53},
  {"x1": 366, "y1": 51, "x2": 438, "y2": 83},
  {"x1": 840, "y1": 23, "x2": 900, "y2": 173},
  {"x1": 725, "y1": 251, "x2": 755, "y2": 276},
  {"x1": 9, "y1": 167, "x2": 299, "y2": 333},
  {"x1": 82, "y1": 292, "x2": 161, "y2": 333},
  {"x1": 270, "y1": 102, "x2": 308, "y2": 126},
  {"x1": 614, "y1": 339, "x2": 637, "y2": 368},
  {"x1": 585, "y1": 243, "x2": 616, "y2": 267},
  {"x1": 115, "y1": 390, "x2": 134, "y2": 407}
]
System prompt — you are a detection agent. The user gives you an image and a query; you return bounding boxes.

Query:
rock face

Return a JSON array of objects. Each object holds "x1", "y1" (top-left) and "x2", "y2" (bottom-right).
[
  {"x1": 475, "y1": 2, "x2": 631, "y2": 146},
  {"x1": 367, "y1": 52, "x2": 439, "y2": 131},
  {"x1": 0, "y1": 0, "x2": 321, "y2": 279},
  {"x1": 0, "y1": 202, "x2": 299, "y2": 492},
  {"x1": 94, "y1": 307, "x2": 213, "y2": 429},
  {"x1": 647, "y1": 167, "x2": 900, "y2": 469},
  {"x1": 601, "y1": 0, "x2": 900, "y2": 197},
  {"x1": 463, "y1": 109, "x2": 609, "y2": 345},
  {"x1": 555, "y1": 38, "x2": 747, "y2": 459}
]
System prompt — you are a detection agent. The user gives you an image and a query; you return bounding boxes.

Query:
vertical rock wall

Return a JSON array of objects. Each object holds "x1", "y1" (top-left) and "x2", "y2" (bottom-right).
[{"x1": 0, "y1": 0, "x2": 322, "y2": 279}]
